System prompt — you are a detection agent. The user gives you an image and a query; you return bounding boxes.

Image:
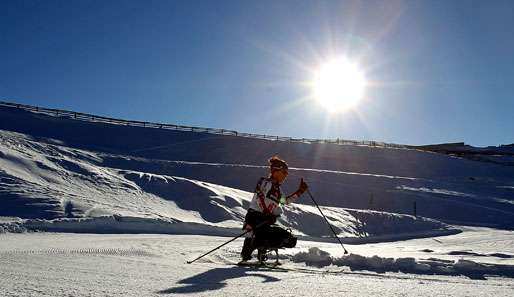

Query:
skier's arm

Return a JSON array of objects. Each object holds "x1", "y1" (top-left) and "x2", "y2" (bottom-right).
[
  {"x1": 284, "y1": 178, "x2": 308, "y2": 204},
  {"x1": 284, "y1": 192, "x2": 301, "y2": 204},
  {"x1": 254, "y1": 178, "x2": 270, "y2": 213}
]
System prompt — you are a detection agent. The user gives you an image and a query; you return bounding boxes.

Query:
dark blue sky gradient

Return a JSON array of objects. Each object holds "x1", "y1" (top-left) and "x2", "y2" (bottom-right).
[{"x1": 1, "y1": 0, "x2": 513, "y2": 146}]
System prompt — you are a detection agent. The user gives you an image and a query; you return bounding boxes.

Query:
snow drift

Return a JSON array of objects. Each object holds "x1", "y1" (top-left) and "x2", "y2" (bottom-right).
[{"x1": 292, "y1": 247, "x2": 514, "y2": 279}]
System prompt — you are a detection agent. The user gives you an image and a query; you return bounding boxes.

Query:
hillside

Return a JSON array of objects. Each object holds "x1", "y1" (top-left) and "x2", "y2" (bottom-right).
[{"x1": 1, "y1": 104, "x2": 513, "y2": 236}]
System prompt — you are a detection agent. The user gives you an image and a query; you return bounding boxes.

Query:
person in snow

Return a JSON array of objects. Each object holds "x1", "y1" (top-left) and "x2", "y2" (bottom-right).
[{"x1": 240, "y1": 156, "x2": 308, "y2": 262}]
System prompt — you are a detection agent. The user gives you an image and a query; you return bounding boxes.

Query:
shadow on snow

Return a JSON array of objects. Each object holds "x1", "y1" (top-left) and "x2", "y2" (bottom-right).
[{"x1": 157, "y1": 266, "x2": 282, "y2": 294}]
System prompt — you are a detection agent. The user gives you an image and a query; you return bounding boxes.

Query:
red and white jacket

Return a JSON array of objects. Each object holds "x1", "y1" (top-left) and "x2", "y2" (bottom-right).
[{"x1": 248, "y1": 177, "x2": 301, "y2": 216}]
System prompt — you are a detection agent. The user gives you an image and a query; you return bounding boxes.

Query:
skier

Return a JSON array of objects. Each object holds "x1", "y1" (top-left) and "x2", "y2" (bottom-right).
[{"x1": 240, "y1": 156, "x2": 308, "y2": 263}]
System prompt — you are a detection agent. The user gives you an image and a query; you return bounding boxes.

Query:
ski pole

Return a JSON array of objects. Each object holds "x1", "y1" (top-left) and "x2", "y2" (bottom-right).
[
  {"x1": 186, "y1": 220, "x2": 269, "y2": 264},
  {"x1": 306, "y1": 189, "x2": 348, "y2": 254}
]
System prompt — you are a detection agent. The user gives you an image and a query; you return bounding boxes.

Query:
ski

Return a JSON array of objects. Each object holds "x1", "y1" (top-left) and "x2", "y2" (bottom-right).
[
  {"x1": 234, "y1": 261, "x2": 344, "y2": 274},
  {"x1": 237, "y1": 261, "x2": 283, "y2": 269}
]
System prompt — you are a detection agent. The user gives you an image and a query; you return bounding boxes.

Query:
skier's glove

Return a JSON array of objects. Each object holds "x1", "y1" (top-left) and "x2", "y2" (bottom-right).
[{"x1": 296, "y1": 178, "x2": 308, "y2": 195}]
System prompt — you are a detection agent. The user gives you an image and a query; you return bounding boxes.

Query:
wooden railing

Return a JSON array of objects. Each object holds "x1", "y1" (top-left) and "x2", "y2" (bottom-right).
[{"x1": 0, "y1": 100, "x2": 407, "y2": 149}]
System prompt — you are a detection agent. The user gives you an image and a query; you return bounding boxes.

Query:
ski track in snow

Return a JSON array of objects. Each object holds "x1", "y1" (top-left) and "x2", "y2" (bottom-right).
[{"x1": 1, "y1": 230, "x2": 513, "y2": 297}]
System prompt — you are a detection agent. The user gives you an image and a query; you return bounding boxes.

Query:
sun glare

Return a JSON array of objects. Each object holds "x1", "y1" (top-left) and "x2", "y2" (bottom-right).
[{"x1": 312, "y1": 58, "x2": 366, "y2": 112}]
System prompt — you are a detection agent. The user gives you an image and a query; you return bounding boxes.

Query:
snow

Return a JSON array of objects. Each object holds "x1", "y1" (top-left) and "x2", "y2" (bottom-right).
[
  {"x1": 412, "y1": 142, "x2": 514, "y2": 166},
  {"x1": 1, "y1": 105, "x2": 514, "y2": 296},
  {"x1": 1, "y1": 230, "x2": 513, "y2": 296},
  {"x1": 0, "y1": 128, "x2": 458, "y2": 241},
  {"x1": 292, "y1": 247, "x2": 333, "y2": 267},
  {"x1": 2, "y1": 106, "x2": 514, "y2": 228},
  {"x1": 287, "y1": 228, "x2": 514, "y2": 279},
  {"x1": 292, "y1": 248, "x2": 514, "y2": 279}
]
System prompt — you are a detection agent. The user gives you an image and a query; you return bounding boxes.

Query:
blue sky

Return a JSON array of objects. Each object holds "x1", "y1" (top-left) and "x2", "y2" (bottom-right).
[{"x1": 1, "y1": 0, "x2": 513, "y2": 146}]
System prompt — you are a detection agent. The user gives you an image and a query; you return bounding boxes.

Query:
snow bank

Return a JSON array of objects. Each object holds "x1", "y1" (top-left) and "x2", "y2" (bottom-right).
[
  {"x1": 0, "y1": 217, "x2": 27, "y2": 233},
  {"x1": 292, "y1": 247, "x2": 333, "y2": 267},
  {"x1": 16, "y1": 216, "x2": 244, "y2": 237},
  {"x1": 0, "y1": 222, "x2": 27, "y2": 233},
  {"x1": 291, "y1": 248, "x2": 514, "y2": 278},
  {"x1": 0, "y1": 214, "x2": 459, "y2": 247}
]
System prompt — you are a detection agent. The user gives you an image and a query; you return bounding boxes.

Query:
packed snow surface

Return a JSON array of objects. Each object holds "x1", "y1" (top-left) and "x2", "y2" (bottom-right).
[{"x1": 0, "y1": 227, "x2": 513, "y2": 296}]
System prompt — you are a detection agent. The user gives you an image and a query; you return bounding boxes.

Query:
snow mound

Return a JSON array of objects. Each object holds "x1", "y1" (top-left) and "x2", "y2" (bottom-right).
[
  {"x1": 0, "y1": 222, "x2": 27, "y2": 233},
  {"x1": 292, "y1": 247, "x2": 333, "y2": 267},
  {"x1": 290, "y1": 248, "x2": 514, "y2": 279}
]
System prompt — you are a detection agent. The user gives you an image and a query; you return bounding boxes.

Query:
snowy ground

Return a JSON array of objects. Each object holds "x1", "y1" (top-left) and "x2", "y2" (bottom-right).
[
  {"x1": 1, "y1": 106, "x2": 514, "y2": 296},
  {"x1": 1, "y1": 227, "x2": 513, "y2": 297}
]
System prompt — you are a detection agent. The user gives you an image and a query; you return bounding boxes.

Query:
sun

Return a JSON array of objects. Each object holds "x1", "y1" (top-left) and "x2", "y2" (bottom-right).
[{"x1": 312, "y1": 57, "x2": 367, "y2": 112}]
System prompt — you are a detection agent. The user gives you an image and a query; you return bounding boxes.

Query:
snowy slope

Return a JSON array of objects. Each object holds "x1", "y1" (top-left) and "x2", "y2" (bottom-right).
[
  {"x1": 1, "y1": 105, "x2": 513, "y2": 230},
  {"x1": 0, "y1": 130, "x2": 455, "y2": 240},
  {"x1": 1, "y1": 105, "x2": 514, "y2": 296}
]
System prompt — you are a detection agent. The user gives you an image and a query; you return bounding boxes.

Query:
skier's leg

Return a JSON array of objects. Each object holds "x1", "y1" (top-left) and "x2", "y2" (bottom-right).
[
  {"x1": 240, "y1": 237, "x2": 254, "y2": 261},
  {"x1": 241, "y1": 210, "x2": 272, "y2": 262},
  {"x1": 253, "y1": 224, "x2": 272, "y2": 249},
  {"x1": 240, "y1": 210, "x2": 260, "y2": 261}
]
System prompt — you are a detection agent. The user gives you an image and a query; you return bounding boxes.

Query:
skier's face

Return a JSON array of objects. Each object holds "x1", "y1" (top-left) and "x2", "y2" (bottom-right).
[{"x1": 272, "y1": 169, "x2": 288, "y2": 183}]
